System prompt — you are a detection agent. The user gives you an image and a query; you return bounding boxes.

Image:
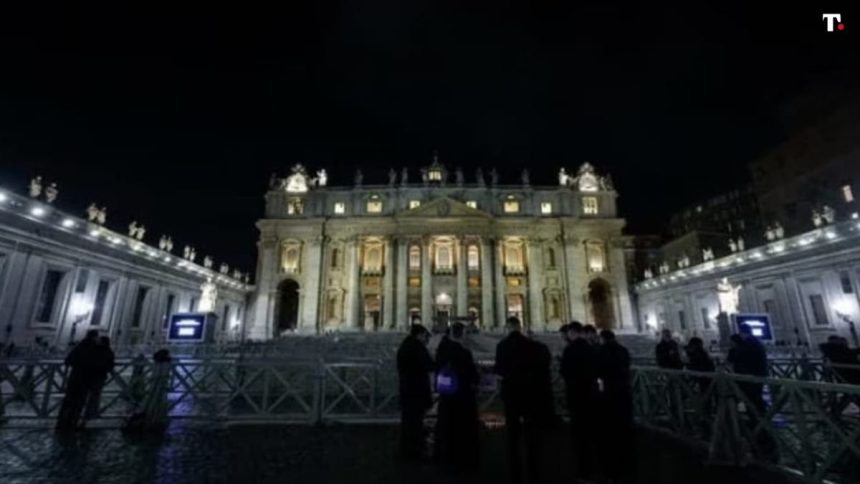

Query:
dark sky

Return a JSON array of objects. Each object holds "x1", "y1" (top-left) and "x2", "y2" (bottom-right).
[{"x1": 0, "y1": 2, "x2": 858, "y2": 275}]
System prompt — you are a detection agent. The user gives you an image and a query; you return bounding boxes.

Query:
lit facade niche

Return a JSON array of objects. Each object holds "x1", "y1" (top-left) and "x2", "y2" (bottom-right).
[
  {"x1": 334, "y1": 202, "x2": 345, "y2": 214},
  {"x1": 409, "y1": 245, "x2": 421, "y2": 270},
  {"x1": 586, "y1": 240, "x2": 607, "y2": 273},
  {"x1": 503, "y1": 238, "x2": 526, "y2": 274},
  {"x1": 362, "y1": 238, "x2": 383, "y2": 274},
  {"x1": 280, "y1": 240, "x2": 302, "y2": 273},
  {"x1": 434, "y1": 237, "x2": 455, "y2": 273},
  {"x1": 503, "y1": 196, "x2": 520, "y2": 214},
  {"x1": 544, "y1": 289, "x2": 564, "y2": 321},
  {"x1": 467, "y1": 245, "x2": 480, "y2": 270},
  {"x1": 540, "y1": 202, "x2": 552, "y2": 214}
]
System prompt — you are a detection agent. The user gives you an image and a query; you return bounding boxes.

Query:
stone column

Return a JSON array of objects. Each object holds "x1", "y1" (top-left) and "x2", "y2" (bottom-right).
[
  {"x1": 248, "y1": 235, "x2": 277, "y2": 340},
  {"x1": 301, "y1": 236, "x2": 324, "y2": 334},
  {"x1": 527, "y1": 240, "x2": 544, "y2": 331},
  {"x1": 395, "y1": 237, "x2": 409, "y2": 329},
  {"x1": 457, "y1": 237, "x2": 468, "y2": 318},
  {"x1": 421, "y1": 237, "x2": 433, "y2": 326},
  {"x1": 480, "y1": 238, "x2": 494, "y2": 330},
  {"x1": 494, "y1": 237, "x2": 507, "y2": 328},
  {"x1": 608, "y1": 238, "x2": 634, "y2": 331},
  {"x1": 382, "y1": 237, "x2": 395, "y2": 330},
  {"x1": 563, "y1": 234, "x2": 588, "y2": 323},
  {"x1": 345, "y1": 237, "x2": 361, "y2": 330}
]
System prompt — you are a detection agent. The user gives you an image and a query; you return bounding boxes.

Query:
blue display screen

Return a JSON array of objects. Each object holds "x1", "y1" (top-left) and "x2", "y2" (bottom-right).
[
  {"x1": 168, "y1": 313, "x2": 206, "y2": 341},
  {"x1": 734, "y1": 313, "x2": 773, "y2": 341}
]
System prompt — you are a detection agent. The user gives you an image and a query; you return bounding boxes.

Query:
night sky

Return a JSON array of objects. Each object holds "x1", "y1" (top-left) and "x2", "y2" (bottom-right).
[{"x1": 0, "y1": 2, "x2": 858, "y2": 275}]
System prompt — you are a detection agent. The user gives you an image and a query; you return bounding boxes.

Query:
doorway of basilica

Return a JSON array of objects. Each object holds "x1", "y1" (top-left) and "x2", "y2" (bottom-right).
[
  {"x1": 363, "y1": 295, "x2": 381, "y2": 331},
  {"x1": 434, "y1": 293, "x2": 453, "y2": 330}
]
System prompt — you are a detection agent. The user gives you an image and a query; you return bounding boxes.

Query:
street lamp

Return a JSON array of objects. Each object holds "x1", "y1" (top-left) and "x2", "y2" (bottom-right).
[
  {"x1": 833, "y1": 298, "x2": 859, "y2": 347},
  {"x1": 68, "y1": 296, "x2": 94, "y2": 344}
]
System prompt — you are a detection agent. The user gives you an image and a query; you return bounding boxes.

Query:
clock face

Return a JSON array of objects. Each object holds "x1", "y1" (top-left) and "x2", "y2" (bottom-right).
[
  {"x1": 285, "y1": 174, "x2": 308, "y2": 193},
  {"x1": 578, "y1": 173, "x2": 599, "y2": 192}
]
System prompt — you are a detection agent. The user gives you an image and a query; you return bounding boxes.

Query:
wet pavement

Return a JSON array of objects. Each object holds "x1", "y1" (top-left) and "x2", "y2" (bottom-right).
[{"x1": 0, "y1": 422, "x2": 795, "y2": 484}]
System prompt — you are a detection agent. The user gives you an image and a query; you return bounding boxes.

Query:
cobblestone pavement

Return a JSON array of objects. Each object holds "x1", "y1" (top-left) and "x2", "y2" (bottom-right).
[{"x1": 0, "y1": 422, "x2": 795, "y2": 484}]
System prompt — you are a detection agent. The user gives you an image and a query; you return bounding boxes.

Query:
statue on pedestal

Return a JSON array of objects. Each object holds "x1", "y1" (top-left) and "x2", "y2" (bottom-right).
[
  {"x1": 188, "y1": 247, "x2": 196, "y2": 262},
  {"x1": 354, "y1": 169, "x2": 363, "y2": 187},
  {"x1": 29, "y1": 176, "x2": 43, "y2": 198},
  {"x1": 400, "y1": 167, "x2": 409, "y2": 186},
  {"x1": 159, "y1": 236, "x2": 168, "y2": 250},
  {"x1": 716, "y1": 277, "x2": 742, "y2": 315},
  {"x1": 96, "y1": 207, "x2": 107, "y2": 225},
  {"x1": 774, "y1": 222, "x2": 784, "y2": 239},
  {"x1": 316, "y1": 169, "x2": 328, "y2": 187},
  {"x1": 183, "y1": 246, "x2": 191, "y2": 259},
  {"x1": 728, "y1": 239, "x2": 738, "y2": 253},
  {"x1": 232, "y1": 269, "x2": 241, "y2": 279},
  {"x1": 86, "y1": 204, "x2": 99, "y2": 222},
  {"x1": 702, "y1": 247, "x2": 714, "y2": 261},
  {"x1": 765, "y1": 226, "x2": 775, "y2": 241},
  {"x1": 489, "y1": 168, "x2": 499, "y2": 187},
  {"x1": 198, "y1": 278, "x2": 218, "y2": 313},
  {"x1": 737, "y1": 237, "x2": 745, "y2": 251},
  {"x1": 643, "y1": 268, "x2": 653, "y2": 279},
  {"x1": 388, "y1": 168, "x2": 397, "y2": 186},
  {"x1": 455, "y1": 167, "x2": 464, "y2": 187},
  {"x1": 165, "y1": 237, "x2": 173, "y2": 252},
  {"x1": 45, "y1": 183, "x2": 58, "y2": 203},
  {"x1": 475, "y1": 168, "x2": 485, "y2": 187},
  {"x1": 822, "y1": 205, "x2": 835, "y2": 224},
  {"x1": 521, "y1": 169, "x2": 530, "y2": 186},
  {"x1": 136, "y1": 225, "x2": 145, "y2": 241},
  {"x1": 219, "y1": 263, "x2": 229, "y2": 274},
  {"x1": 203, "y1": 256, "x2": 213, "y2": 269},
  {"x1": 128, "y1": 221, "x2": 139, "y2": 238},
  {"x1": 558, "y1": 168, "x2": 570, "y2": 186},
  {"x1": 812, "y1": 209, "x2": 823, "y2": 227}
]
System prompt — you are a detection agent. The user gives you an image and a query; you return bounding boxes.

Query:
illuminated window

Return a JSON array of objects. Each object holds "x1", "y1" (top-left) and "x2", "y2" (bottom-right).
[
  {"x1": 586, "y1": 241, "x2": 606, "y2": 273},
  {"x1": 467, "y1": 245, "x2": 480, "y2": 270},
  {"x1": 409, "y1": 200, "x2": 421, "y2": 209},
  {"x1": 287, "y1": 198, "x2": 304, "y2": 215},
  {"x1": 364, "y1": 246, "x2": 382, "y2": 272},
  {"x1": 437, "y1": 246, "x2": 452, "y2": 270},
  {"x1": 334, "y1": 202, "x2": 345, "y2": 214},
  {"x1": 367, "y1": 196, "x2": 383, "y2": 213},
  {"x1": 540, "y1": 202, "x2": 552, "y2": 214},
  {"x1": 409, "y1": 277, "x2": 421, "y2": 288},
  {"x1": 503, "y1": 198, "x2": 520, "y2": 214},
  {"x1": 844, "y1": 185, "x2": 855, "y2": 203},
  {"x1": 466, "y1": 201, "x2": 478, "y2": 209},
  {"x1": 409, "y1": 246, "x2": 421, "y2": 270},
  {"x1": 428, "y1": 169, "x2": 442, "y2": 181},
  {"x1": 582, "y1": 196, "x2": 599, "y2": 215}
]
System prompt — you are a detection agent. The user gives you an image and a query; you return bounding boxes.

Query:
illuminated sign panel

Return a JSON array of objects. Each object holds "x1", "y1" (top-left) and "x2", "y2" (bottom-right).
[
  {"x1": 734, "y1": 313, "x2": 773, "y2": 341},
  {"x1": 168, "y1": 313, "x2": 207, "y2": 342}
]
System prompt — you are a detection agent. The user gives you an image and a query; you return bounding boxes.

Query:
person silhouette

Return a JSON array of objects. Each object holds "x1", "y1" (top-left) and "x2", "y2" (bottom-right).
[{"x1": 396, "y1": 324, "x2": 434, "y2": 460}]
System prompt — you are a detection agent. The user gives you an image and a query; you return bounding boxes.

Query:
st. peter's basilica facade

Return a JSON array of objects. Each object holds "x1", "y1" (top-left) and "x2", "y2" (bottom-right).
[{"x1": 247, "y1": 158, "x2": 635, "y2": 338}]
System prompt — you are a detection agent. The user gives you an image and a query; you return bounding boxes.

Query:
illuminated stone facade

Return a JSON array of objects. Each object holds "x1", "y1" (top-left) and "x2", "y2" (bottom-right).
[{"x1": 248, "y1": 160, "x2": 635, "y2": 337}]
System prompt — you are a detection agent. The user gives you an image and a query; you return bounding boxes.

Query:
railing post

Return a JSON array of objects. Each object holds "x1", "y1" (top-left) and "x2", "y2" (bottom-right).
[{"x1": 311, "y1": 357, "x2": 324, "y2": 424}]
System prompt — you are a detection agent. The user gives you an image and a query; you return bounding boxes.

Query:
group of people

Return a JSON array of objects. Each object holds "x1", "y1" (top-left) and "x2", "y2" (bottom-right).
[
  {"x1": 396, "y1": 316, "x2": 634, "y2": 483},
  {"x1": 56, "y1": 330, "x2": 115, "y2": 432},
  {"x1": 55, "y1": 330, "x2": 174, "y2": 434}
]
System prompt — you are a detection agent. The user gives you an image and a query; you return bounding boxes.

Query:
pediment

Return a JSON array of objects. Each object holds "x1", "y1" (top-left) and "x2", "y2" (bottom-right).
[{"x1": 397, "y1": 197, "x2": 491, "y2": 218}]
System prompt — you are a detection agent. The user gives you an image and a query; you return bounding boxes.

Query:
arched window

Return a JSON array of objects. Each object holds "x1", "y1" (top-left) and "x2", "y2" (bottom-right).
[
  {"x1": 586, "y1": 241, "x2": 606, "y2": 273},
  {"x1": 281, "y1": 243, "x2": 301, "y2": 273},
  {"x1": 365, "y1": 246, "x2": 381, "y2": 271},
  {"x1": 467, "y1": 245, "x2": 480, "y2": 270},
  {"x1": 437, "y1": 246, "x2": 452, "y2": 270},
  {"x1": 409, "y1": 246, "x2": 421, "y2": 270},
  {"x1": 506, "y1": 246, "x2": 522, "y2": 269}
]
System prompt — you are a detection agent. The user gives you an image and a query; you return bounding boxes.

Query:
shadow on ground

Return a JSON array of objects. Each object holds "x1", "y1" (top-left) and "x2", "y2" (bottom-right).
[{"x1": 0, "y1": 422, "x2": 798, "y2": 484}]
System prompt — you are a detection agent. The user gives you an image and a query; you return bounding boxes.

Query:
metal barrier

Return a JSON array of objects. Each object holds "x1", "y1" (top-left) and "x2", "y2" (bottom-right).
[
  {"x1": 2, "y1": 358, "x2": 860, "y2": 482},
  {"x1": 632, "y1": 367, "x2": 860, "y2": 483}
]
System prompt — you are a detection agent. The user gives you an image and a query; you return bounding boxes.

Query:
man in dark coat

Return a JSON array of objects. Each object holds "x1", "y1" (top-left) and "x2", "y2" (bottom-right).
[
  {"x1": 84, "y1": 336, "x2": 116, "y2": 421},
  {"x1": 728, "y1": 325, "x2": 774, "y2": 459},
  {"x1": 596, "y1": 330, "x2": 634, "y2": 482},
  {"x1": 435, "y1": 322, "x2": 480, "y2": 473},
  {"x1": 560, "y1": 321, "x2": 598, "y2": 479},
  {"x1": 56, "y1": 330, "x2": 99, "y2": 432},
  {"x1": 396, "y1": 324, "x2": 434, "y2": 460},
  {"x1": 495, "y1": 317, "x2": 544, "y2": 484},
  {"x1": 655, "y1": 329, "x2": 683, "y2": 369}
]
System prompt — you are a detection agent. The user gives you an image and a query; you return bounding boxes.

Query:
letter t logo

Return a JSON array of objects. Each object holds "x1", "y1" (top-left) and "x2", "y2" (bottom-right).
[{"x1": 823, "y1": 13, "x2": 843, "y2": 32}]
